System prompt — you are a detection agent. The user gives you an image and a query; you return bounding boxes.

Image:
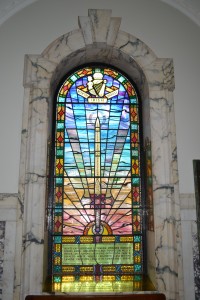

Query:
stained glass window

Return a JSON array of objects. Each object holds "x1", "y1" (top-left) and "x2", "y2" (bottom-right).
[{"x1": 47, "y1": 65, "x2": 146, "y2": 293}]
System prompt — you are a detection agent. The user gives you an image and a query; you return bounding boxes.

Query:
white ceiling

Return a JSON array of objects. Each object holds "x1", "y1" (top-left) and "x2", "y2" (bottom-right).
[
  {"x1": 161, "y1": 0, "x2": 200, "y2": 26},
  {"x1": 0, "y1": 0, "x2": 200, "y2": 27}
]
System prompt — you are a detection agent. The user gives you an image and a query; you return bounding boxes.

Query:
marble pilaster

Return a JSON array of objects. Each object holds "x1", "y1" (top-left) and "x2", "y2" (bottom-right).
[
  {"x1": 0, "y1": 194, "x2": 18, "y2": 300},
  {"x1": 180, "y1": 193, "x2": 198, "y2": 300},
  {"x1": 192, "y1": 221, "x2": 200, "y2": 300},
  {"x1": 0, "y1": 221, "x2": 5, "y2": 300}
]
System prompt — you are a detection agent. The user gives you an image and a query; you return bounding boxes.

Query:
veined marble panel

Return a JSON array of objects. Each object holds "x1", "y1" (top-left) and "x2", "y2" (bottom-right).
[
  {"x1": 180, "y1": 193, "x2": 196, "y2": 209},
  {"x1": 0, "y1": 193, "x2": 18, "y2": 300},
  {"x1": 0, "y1": 221, "x2": 5, "y2": 300},
  {"x1": 192, "y1": 221, "x2": 200, "y2": 300},
  {"x1": 180, "y1": 193, "x2": 198, "y2": 300}
]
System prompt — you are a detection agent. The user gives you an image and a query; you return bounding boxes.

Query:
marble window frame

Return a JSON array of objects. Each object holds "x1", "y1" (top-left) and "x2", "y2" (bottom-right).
[{"x1": 16, "y1": 9, "x2": 183, "y2": 300}]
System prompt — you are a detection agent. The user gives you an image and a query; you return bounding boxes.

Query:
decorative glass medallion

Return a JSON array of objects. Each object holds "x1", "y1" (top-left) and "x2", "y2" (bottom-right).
[{"x1": 49, "y1": 66, "x2": 144, "y2": 292}]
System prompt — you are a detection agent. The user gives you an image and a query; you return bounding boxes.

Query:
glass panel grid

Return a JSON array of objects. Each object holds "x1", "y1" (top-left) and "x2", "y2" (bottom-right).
[{"x1": 50, "y1": 66, "x2": 144, "y2": 292}]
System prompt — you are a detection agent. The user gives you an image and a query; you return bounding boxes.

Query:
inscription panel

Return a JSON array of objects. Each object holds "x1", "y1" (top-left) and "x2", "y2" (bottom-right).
[{"x1": 62, "y1": 243, "x2": 133, "y2": 265}]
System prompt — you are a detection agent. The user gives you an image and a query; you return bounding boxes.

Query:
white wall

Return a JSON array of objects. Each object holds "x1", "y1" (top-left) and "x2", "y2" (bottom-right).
[{"x1": 0, "y1": 0, "x2": 200, "y2": 193}]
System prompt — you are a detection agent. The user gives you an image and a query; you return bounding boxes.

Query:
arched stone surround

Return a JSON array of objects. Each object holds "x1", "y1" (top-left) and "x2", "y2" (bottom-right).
[{"x1": 15, "y1": 9, "x2": 183, "y2": 300}]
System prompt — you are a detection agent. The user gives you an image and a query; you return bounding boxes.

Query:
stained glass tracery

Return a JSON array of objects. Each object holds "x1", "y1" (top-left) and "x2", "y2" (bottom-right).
[{"x1": 48, "y1": 66, "x2": 145, "y2": 292}]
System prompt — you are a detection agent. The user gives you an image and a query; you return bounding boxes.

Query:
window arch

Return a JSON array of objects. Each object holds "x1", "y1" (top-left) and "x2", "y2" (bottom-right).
[{"x1": 47, "y1": 65, "x2": 147, "y2": 293}]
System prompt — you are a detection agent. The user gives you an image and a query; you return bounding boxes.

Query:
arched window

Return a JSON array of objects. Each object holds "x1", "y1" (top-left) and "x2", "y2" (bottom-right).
[{"x1": 47, "y1": 65, "x2": 146, "y2": 293}]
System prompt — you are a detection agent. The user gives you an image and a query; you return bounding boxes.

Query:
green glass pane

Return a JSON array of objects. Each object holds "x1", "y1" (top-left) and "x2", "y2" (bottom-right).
[
  {"x1": 130, "y1": 96, "x2": 137, "y2": 104},
  {"x1": 118, "y1": 75, "x2": 126, "y2": 83},
  {"x1": 56, "y1": 178, "x2": 63, "y2": 186},
  {"x1": 58, "y1": 96, "x2": 65, "y2": 102},
  {"x1": 70, "y1": 74, "x2": 79, "y2": 82},
  {"x1": 132, "y1": 177, "x2": 140, "y2": 186},
  {"x1": 56, "y1": 148, "x2": 64, "y2": 158},
  {"x1": 132, "y1": 150, "x2": 139, "y2": 157},
  {"x1": 57, "y1": 122, "x2": 64, "y2": 130},
  {"x1": 54, "y1": 266, "x2": 62, "y2": 272},
  {"x1": 54, "y1": 276, "x2": 61, "y2": 283},
  {"x1": 134, "y1": 235, "x2": 141, "y2": 242},
  {"x1": 135, "y1": 264, "x2": 142, "y2": 272},
  {"x1": 54, "y1": 236, "x2": 62, "y2": 243},
  {"x1": 131, "y1": 124, "x2": 138, "y2": 131}
]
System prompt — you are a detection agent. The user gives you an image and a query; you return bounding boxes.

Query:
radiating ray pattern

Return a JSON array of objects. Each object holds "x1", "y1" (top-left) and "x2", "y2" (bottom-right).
[{"x1": 51, "y1": 66, "x2": 144, "y2": 289}]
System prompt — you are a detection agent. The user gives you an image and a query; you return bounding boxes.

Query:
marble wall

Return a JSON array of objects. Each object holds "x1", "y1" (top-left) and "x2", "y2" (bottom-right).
[
  {"x1": 0, "y1": 9, "x2": 194, "y2": 300},
  {"x1": 0, "y1": 221, "x2": 5, "y2": 300},
  {"x1": 180, "y1": 194, "x2": 200, "y2": 300},
  {"x1": 0, "y1": 194, "x2": 18, "y2": 300},
  {"x1": 192, "y1": 222, "x2": 200, "y2": 300}
]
